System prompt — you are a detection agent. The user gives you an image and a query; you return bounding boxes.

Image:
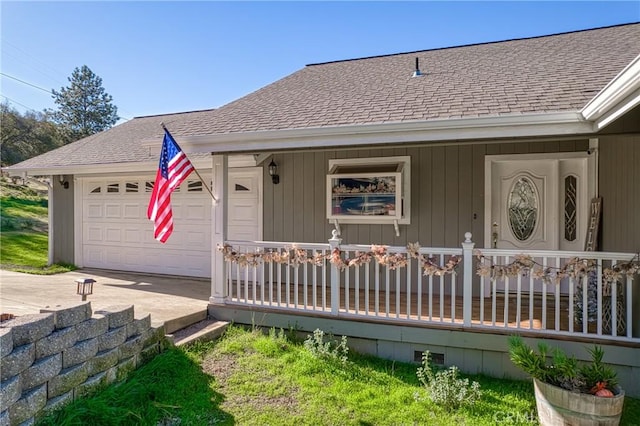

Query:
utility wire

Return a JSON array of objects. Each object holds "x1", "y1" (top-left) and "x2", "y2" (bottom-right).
[
  {"x1": 0, "y1": 72, "x2": 53, "y2": 94},
  {"x1": 2, "y1": 40, "x2": 68, "y2": 86},
  {"x1": 0, "y1": 94, "x2": 38, "y2": 112},
  {"x1": 0, "y1": 72, "x2": 131, "y2": 121}
]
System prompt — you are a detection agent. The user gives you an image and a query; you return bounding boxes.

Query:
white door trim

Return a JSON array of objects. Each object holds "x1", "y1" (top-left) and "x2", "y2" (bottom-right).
[{"x1": 484, "y1": 151, "x2": 596, "y2": 249}]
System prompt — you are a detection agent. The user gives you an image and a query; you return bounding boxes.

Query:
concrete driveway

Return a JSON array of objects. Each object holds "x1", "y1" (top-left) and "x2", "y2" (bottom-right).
[{"x1": 0, "y1": 269, "x2": 210, "y2": 329}]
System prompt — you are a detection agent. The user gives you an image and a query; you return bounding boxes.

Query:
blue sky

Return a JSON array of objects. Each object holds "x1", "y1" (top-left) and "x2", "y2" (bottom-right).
[{"x1": 1, "y1": 1, "x2": 639, "y2": 122}]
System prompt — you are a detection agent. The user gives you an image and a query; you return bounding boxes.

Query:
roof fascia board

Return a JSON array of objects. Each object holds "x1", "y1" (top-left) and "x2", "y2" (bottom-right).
[
  {"x1": 178, "y1": 112, "x2": 592, "y2": 153},
  {"x1": 5, "y1": 154, "x2": 256, "y2": 177},
  {"x1": 581, "y1": 54, "x2": 640, "y2": 124},
  {"x1": 6, "y1": 158, "x2": 211, "y2": 177}
]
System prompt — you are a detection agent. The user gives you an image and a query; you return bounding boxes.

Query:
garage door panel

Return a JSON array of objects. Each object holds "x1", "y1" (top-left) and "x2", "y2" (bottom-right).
[
  {"x1": 87, "y1": 204, "x2": 103, "y2": 218},
  {"x1": 104, "y1": 248, "x2": 122, "y2": 264},
  {"x1": 84, "y1": 247, "x2": 103, "y2": 264},
  {"x1": 104, "y1": 204, "x2": 122, "y2": 218},
  {"x1": 104, "y1": 227, "x2": 122, "y2": 242},
  {"x1": 86, "y1": 226, "x2": 103, "y2": 243},
  {"x1": 123, "y1": 204, "x2": 141, "y2": 219},
  {"x1": 124, "y1": 228, "x2": 142, "y2": 244}
]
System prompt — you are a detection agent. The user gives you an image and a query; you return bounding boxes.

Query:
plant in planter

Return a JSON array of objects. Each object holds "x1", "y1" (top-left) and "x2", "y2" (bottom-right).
[{"x1": 508, "y1": 336, "x2": 625, "y2": 426}]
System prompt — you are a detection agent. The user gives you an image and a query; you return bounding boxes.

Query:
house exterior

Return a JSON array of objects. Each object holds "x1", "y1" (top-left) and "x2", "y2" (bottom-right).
[{"x1": 6, "y1": 24, "x2": 640, "y2": 395}]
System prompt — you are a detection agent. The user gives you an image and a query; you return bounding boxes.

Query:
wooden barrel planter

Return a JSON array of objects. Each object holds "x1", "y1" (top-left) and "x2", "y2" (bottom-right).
[{"x1": 533, "y1": 378, "x2": 625, "y2": 426}]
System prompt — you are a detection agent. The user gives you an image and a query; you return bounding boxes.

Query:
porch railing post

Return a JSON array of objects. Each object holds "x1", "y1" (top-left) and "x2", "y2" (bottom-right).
[
  {"x1": 210, "y1": 154, "x2": 228, "y2": 304},
  {"x1": 462, "y1": 232, "x2": 475, "y2": 327},
  {"x1": 328, "y1": 230, "x2": 342, "y2": 315}
]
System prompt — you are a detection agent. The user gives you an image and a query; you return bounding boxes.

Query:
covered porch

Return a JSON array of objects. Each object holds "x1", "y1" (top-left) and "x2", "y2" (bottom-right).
[{"x1": 212, "y1": 231, "x2": 639, "y2": 345}]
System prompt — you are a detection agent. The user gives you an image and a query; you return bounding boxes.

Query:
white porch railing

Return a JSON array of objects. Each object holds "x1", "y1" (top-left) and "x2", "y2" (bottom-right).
[{"x1": 220, "y1": 232, "x2": 639, "y2": 344}]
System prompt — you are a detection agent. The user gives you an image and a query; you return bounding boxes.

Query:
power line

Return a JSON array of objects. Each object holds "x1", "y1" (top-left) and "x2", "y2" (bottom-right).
[
  {"x1": 2, "y1": 40, "x2": 68, "y2": 86},
  {"x1": 0, "y1": 94, "x2": 38, "y2": 112},
  {"x1": 0, "y1": 72, "x2": 131, "y2": 121},
  {"x1": 0, "y1": 72, "x2": 53, "y2": 94}
]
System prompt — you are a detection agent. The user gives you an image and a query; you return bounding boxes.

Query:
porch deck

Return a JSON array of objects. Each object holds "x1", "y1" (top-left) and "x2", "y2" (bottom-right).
[{"x1": 228, "y1": 283, "x2": 574, "y2": 331}]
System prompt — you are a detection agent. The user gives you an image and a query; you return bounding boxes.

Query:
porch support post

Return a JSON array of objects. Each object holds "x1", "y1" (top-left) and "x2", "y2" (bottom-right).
[
  {"x1": 210, "y1": 154, "x2": 228, "y2": 304},
  {"x1": 328, "y1": 230, "x2": 342, "y2": 315},
  {"x1": 462, "y1": 232, "x2": 475, "y2": 327}
]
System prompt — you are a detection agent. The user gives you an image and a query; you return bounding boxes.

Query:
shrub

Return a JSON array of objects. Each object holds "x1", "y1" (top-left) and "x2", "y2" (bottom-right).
[
  {"x1": 303, "y1": 328, "x2": 349, "y2": 364},
  {"x1": 508, "y1": 336, "x2": 618, "y2": 394},
  {"x1": 415, "y1": 351, "x2": 481, "y2": 411}
]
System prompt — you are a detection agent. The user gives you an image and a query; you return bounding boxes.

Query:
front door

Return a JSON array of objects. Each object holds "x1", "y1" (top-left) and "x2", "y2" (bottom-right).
[{"x1": 485, "y1": 153, "x2": 593, "y2": 252}]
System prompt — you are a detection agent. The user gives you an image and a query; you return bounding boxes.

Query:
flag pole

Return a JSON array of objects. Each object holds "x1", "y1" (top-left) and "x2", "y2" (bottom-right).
[{"x1": 160, "y1": 122, "x2": 218, "y2": 203}]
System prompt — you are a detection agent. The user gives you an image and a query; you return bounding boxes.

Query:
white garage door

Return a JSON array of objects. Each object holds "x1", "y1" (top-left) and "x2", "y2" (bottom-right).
[{"x1": 80, "y1": 176, "x2": 212, "y2": 277}]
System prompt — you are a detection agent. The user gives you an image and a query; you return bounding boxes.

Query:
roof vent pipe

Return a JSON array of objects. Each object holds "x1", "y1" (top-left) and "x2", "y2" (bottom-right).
[{"x1": 412, "y1": 57, "x2": 422, "y2": 77}]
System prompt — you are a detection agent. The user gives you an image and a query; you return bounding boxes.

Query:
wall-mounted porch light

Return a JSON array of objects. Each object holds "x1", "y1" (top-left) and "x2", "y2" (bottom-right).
[
  {"x1": 58, "y1": 175, "x2": 69, "y2": 189},
  {"x1": 268, "y1": 160, "x2": 280, "y2": 184},
  {"x1": 75, "y1": 278, "x2": 95, "y2": 301}
]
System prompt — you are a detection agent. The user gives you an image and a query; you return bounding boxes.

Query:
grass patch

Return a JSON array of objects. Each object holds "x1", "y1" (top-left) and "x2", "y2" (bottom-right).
[
  {"x1": 35, "y1": 326, "x2": 640, "y2": 425},
  {"x1": 37, "y1": 347, "x2": 232, "y2": 425},
  {"x1": 1, "y1": 180, "x2": 76, "y2": 274},
  {"x1": 0, "y1": 231, "x2": 75, "y2": 274}
]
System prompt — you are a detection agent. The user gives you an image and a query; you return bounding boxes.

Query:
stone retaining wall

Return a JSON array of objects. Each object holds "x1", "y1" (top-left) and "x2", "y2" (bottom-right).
[{"x1": 0, "y1": 303, "x2": 166, "y2": 425}]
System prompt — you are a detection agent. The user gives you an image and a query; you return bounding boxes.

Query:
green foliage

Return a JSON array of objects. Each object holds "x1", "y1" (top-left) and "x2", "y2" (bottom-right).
[
  {"x1": 303, "y1": 328, "x2": 349, "y2": 364},
  {"x1": 416, "y1": 351, "x2": 482, "y2": 411},
  {"x1": 508, "y1": 335, "x2": 619, "y2": 393},
  {"x1": 580, "y1": 346, "x2": 618, "y2": 390},
  {"x1": 1, "y1": 194, "x2": 48, "y2": 232},
  {"x1": 0, "y1": 102, "x2": 63, "y2": 166},
  {"x1": 36, "y1": 347, "x2": 231, "y2": 426},
  {"x1": 49, "y1": 65, "x2": 119, "y2": 142},
  {"x1": 0, "y1": 181, "x2": 75, "y2": 274},
  {"x1": 36, "y1": 326, "x2": 640, "y2": 426},
  {"x1": 0, "y1": 231, "x2": 76, "y2": 274}
]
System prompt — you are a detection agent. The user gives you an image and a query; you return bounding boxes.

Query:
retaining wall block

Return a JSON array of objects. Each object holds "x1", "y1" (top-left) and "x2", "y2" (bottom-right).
[
  {"x1": 8, "y1": 384, "x2": 46, "y2": 425},
  {"x1": 43, "y1": 390, "x2": 73, "y2": 416},
  {"x1": 86, "y1": 348, "x2": 118, "y2": 377},
  {"x1": 35, "y1": 326, "x2": 77, "y2": 359},
  {"x1": 0, "y1": 314, "x2": 54, "y2": 347},
  {"x1": 74, "y1": 371, "x2": 108, "y2": 400},
  {"x1": 17, "y1": 417, "x2": 34, "y2": 426},
  {"x1": 0, "y1": 344, "x2": 34, "y2": 381},
  {"x1": 126, "y1": 313, "x2": 151, "y2": 338},
  {"x1": 62, "y1": 338, "x2": 98, "y2": 369},
  {"x1": 0, "y1": 328, "x2": 12, "y2": 358},
  {"x1": 140, "y1": 342, "x2": 160, "y2": 364},
  {"x1": 21, "y1": 353, "x2": 62, "y2": 390},
  {"x1": 94, "y1": 306, "x2": 134, "y2": 330},
  {"x1": 97, "y1": 326, "x2": 126, "y2": 352},
  {"x1": 142, "y1": 325, "x2": 165, "y2": 348},
  {"x1": 0, "y1": 410, "x2": 7, "y2": 426},
  {"x1": 119, "y1": 334, "x2": 144, "y2": 361},
  {"x1": 116, "y1": 357, "x2": 137, "y2": 382},
  {"x1": 47, "y1": 363, "x2": 88, "y2": 399},
  {"x1": 75, "y1": 315, "x2": 108, "y2": 341},
  {"x1": 104, "y1": 365, "x2": 117, "y2": 386},
  {"x1": 40, "y1": 303, "x2": 91, "y2": 329},
  {"x1": 0, "y1": 375, "x2": 21, "y2": 412}
]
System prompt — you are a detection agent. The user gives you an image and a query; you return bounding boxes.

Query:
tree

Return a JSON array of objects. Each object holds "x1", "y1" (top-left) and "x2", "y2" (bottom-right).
[
  {"x1": 0, "y1": 102, "x2": 63, "y2": 166},
  {"x1": 49, "y1": 65, "x2": 119, "y2": 143}
]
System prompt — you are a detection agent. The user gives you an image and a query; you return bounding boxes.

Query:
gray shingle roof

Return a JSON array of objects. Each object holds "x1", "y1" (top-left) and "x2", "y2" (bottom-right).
[{"x1": 8, "y1": 23, "x2": 640, "y2": 171}]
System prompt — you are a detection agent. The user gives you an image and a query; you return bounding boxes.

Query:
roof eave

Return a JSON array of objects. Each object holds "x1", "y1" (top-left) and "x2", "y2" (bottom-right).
[
  {"x1": 581, "y1": 54, "x2": 640, "y2": 130},
  {"x1": 177, "y1": 111, "x2": 594, "y2": 153}
]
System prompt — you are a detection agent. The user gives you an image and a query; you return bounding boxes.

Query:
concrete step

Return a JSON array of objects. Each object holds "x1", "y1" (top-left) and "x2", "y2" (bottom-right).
[
  {"x1": 169, "y1": 319, "x2": 229, "y2": 347},
  {"x1": 163, "y1": 309, "x2": 208, "y2": 334}
]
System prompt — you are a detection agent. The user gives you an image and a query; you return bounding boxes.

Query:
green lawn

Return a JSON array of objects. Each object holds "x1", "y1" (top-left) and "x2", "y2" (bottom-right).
[
  {"x1": 36, "y1": 326, "x2": 640, "y2": 425},
  {"x1": 1, "y1": 179, "x2": 75, "y2": 274}
]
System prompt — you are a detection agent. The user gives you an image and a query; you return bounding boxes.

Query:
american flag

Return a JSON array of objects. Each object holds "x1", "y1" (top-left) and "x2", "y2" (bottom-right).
[{"x1": 147, "y1": 128, "x2": 194, "y2": 243}]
